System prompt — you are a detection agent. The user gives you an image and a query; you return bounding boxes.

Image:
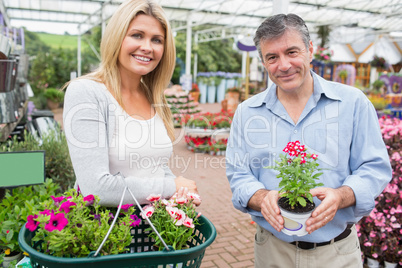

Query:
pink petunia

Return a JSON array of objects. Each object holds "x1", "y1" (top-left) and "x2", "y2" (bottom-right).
[
  {"x1": 51, "y1": 196, "x2": 66, "y2": 206},
  {"x1": 45, "y1": 213, "x2": 68, "y2": 232},
  {"x1": 119, "y1": 204, "x2": 134, "y2": 212},
  {"x1": 146, "y1": 194, "x2": 161, "y2": 202},
  {"x1": 26, "y1": 215, "x2": 39, "y2": 232},
  {"x1": 59, "y1": 201, "x2": 77, "y2": 213},
  {"x1": 130, "y1": 215, "x2": 141, "y2": 227},
  {"x1": 83, "y1": 195, "x2": 95, "y2": 206}
]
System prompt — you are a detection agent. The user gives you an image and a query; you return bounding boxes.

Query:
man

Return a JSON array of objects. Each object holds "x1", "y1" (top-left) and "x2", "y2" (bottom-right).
[{"x1": 226, "y1": 14, "x2": 392, "y2": 267}]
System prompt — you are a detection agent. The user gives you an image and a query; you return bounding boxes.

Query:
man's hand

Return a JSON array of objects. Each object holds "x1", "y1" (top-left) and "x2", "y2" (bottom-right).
[
  {"x1": 248, "y1": 189, "x2": 284, "y2": 232},
  {"x1": 306, "y1": 186, "x2": 355, "y2": 234}
]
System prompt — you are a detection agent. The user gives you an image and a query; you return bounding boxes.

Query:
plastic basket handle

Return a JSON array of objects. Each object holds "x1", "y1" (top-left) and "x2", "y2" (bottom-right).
[{"x1": 93, "y1": 186, "x2": 171, "y2": 257}]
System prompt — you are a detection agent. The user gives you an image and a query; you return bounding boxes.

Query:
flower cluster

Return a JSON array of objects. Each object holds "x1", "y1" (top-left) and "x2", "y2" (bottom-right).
[
  {"x1": 26, "y1": 188, "x2": 141, "y2": 257},
  {"x1": 357, "y1": 117, "x2": 401, "y2": 265},
  {"x1": 268, "y1": 141, "x2": 323, "y2": 208},
  {"x1": 314, "y1": 46, "x2": 333, "y2": 62},
  {"x1": 370, "y1": 56, "x2": 388, "y2": 69},
  {"x1": 185, "y1": 135, "x2": 227, "y2": 155},
  {"x1": 184, "y1": 111, "x2": 234, "y2": 130},
  {"x1": 142, "y1": 193, "x2": 202, "y2": 250}
]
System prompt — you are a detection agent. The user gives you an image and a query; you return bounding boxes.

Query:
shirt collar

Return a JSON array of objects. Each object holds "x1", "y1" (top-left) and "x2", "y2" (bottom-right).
[{"x1": 246, "y1": 70, "x2": 342, "y2": 108}]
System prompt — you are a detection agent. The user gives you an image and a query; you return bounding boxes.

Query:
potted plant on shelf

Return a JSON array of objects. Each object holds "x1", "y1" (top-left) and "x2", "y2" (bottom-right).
[
  {"x1": 267, "y1": 141, "x2": 324, "y2": 236},
  {"x1": 141, "y1": 193, "x2": 202, "y2": 251},
  {"x1": 44, "y1": 88, "x2": 64, "y2": 110}
]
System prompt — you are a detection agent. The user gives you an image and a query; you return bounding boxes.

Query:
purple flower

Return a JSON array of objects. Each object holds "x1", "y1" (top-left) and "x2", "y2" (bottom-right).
[
  {"x1": 26, "y1": 215, "x2": 39, "y2": 232},
  {"x1": 94, "y1": 214, "x2": 101, "y2": 226},
  {"x1": 45, "y1": 213, "x2": 68, "y2": 232},
  {"x1": 59, "y1": 201, "x2": 77, "y2": 213},
  {"x1": 130, "y1": 215, "x2": 141, "y2": 227}
]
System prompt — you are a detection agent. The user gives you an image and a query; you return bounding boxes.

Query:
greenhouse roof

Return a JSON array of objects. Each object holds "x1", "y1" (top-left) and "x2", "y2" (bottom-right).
[{"x1": 1, "y1": 0, "x2": 401, "y2": 43}]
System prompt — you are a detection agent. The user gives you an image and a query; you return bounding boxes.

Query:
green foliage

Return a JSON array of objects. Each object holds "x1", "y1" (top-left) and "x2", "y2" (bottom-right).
[
  {"x1": 173, "y1": 30, "x2": 242, "y2": 83},
  {"x1": 267, "y1": 141, "x2": 324, "y2": 208},
  {"x1": 28, "y1": 188, "x2": 137, "y2": 257},
  {"x1": 0, "y1": 179, "x2": 59, "y2": 255},
  {"x1": 0, "y1": 129, "x2": 76, "y2": 193},
  {"x1": 43, "y1": 88, "x2": 64, "y2": 103},
  {"x1": 25, "y1": 29, "x2": 100, "y2": 98}
]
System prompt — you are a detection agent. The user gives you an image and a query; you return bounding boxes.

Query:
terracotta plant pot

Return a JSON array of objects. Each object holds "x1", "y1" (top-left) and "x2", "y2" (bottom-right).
[
  {"x1": 278, "y1": 197, "x2": 315, "y2": 237},
  {"x1": 47, "y1": 99, "x2": 60, "y2": 110}
]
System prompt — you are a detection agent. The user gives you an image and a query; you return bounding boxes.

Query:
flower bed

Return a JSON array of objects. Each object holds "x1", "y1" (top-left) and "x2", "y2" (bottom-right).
[
  {"x1": 357, "y1": 116, "x2": 401, "y2": 266},
  {"x1": 165, "y1": 92, "x2": 202, "y2": 127}
]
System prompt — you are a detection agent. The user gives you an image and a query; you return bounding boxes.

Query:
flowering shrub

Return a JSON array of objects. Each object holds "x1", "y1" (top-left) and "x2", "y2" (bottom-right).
[
  {"x1": 26, "y1": 188, "x2": 141, "y2": 257},
  {"x1": 267, "y1": 141, "x2": 323, "y2": 208},
  {"x1": 142, "y1": 193, "x2": 202, "y2": 250},
  {"x1": 357, "y1": 117, "x2": 401, "y2": 265},
  {"x1": 314, "y1": 46, "x2": 333, "y2": 62}
]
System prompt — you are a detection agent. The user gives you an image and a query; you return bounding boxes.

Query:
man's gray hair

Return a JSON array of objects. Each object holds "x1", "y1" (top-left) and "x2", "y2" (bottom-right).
[{"x1": 253, "y1": 14, "x2": 310, "y2": 61}]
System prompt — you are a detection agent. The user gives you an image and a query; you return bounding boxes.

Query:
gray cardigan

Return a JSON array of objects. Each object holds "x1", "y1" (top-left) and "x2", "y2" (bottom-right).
[{"x1": 63, "y1": 79, "x2": 176, "y2": 206}]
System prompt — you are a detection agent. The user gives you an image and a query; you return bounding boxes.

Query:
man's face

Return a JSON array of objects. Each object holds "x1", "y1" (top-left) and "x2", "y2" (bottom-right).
[{"x1": 260, "y1": 29, "x2": 313, "y2": 94}]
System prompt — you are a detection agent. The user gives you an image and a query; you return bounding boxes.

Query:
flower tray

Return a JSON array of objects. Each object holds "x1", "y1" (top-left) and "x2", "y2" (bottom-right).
[{"x1": 18, "y1": 214, "x2": 216, "y2": 268}]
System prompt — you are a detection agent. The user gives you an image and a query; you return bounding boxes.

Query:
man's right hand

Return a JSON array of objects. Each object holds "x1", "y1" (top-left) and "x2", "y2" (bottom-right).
[{"x1": 248, "y1": 189, "x2": 284, "y2": 232}]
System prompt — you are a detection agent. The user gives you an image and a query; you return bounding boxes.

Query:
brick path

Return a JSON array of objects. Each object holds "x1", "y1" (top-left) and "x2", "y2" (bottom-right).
[
  {"x1": 169, "y1": 103, "x2": 256, "y2": 268},
  {"x1": 54, "y1": 103, "x2": 256, "y2": 267}
]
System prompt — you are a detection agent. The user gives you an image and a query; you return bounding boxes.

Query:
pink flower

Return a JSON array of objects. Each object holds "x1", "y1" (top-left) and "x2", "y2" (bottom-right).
[
  {"x1": 173, "y1": 209, "x2": 186, "y2": 226},
  {"x1": 130, "y1": 215, "x2": 141, "y2": 227},
  {"x1": 140, "y1": 206, "x2": 155, "y2": 219},
  {"x1": 119, "y1": 204, "x2": 134, "y2": 212},
  {"x1": 83, "y1": 195, "x2": 95, "y2": 206},
  {"x1": 59, "y1": 201, "x2": 76, "y2": 213},
  {"x1": 146, "y1": 194, "x2": 161, "y2": 202},
  {"x1": 51, "y1": 196, "x2": 65, "y2": 206},
  {"x1": 176, "y1": 197, "x2": 188, "y2": 204},
  {"x1": 26, "y1": 215, "x2": 39, "y2": 232},
  {"x1": 183, "y1": 217, "x2": 195, "y2": 228},
  {"x1": 45, "y1": 213, "x2": 68, "y2": 232}
]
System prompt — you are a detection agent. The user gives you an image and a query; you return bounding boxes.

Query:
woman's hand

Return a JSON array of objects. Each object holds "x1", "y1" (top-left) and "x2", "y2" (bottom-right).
[{"x1": 174, "y1": 176, "x2": 201, "y2": 206}]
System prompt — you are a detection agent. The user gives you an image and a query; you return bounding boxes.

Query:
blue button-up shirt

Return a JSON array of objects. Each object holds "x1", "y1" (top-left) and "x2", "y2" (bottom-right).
[{"x1": 226, "y1": 71, "x2": 392, "y2": 243}]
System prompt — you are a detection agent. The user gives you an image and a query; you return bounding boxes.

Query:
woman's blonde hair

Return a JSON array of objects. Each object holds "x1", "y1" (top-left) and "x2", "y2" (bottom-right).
[{"x1": 77, "y1": 0, "x2": 176, "y2": 141}]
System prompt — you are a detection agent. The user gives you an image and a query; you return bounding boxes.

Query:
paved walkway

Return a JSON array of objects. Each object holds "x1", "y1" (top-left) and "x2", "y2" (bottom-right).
[
  {"x1": 54, "y1": 102, "x2": 256, "y2": 267},
  {"x1": 169, "y1": 103, "x2": 255, "y2": 267}
]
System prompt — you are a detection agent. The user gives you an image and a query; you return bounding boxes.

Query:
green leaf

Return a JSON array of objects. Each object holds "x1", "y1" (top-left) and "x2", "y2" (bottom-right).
[{"x1": 297, "y1": 197, "x2": 307, "y2": 207}]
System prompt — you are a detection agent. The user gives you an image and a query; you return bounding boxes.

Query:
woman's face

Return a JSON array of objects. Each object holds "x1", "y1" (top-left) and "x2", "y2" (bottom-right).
[{"x1": 118, "y1": 14, "x2": 165, "y2": 79}]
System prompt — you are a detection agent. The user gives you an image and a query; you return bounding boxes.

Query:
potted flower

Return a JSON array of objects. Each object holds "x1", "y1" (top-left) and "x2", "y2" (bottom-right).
[
  {"x1": 44, "y1": 88, "x2": 64, "y2": 110},
  {"x1": 188, "y1": 83, "x2": 200, "y2": 103},
  {"x1": 23, "y1": 188, "x2": 141, "y2": 258},
  {"x1": 0, "y1": 179, "x2": 58, "y2": 268},
  {"x1": 225, "y1": 86, "x2": 241, "y2": 111},
  {"x1": 267, "y1": 141, "x2": 324, "y2": 236},
  {"x1": 338, "y1": 69, "x2": 348, "y2": 83},
  {"x1": 141, "y1": 193, "x2": 202, "y2": 251}
]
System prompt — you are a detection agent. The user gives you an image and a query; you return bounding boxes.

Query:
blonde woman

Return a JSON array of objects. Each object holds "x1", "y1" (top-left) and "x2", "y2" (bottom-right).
[{"x1": 63, "y1": 0, "x2": 199, "y2": 206}]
